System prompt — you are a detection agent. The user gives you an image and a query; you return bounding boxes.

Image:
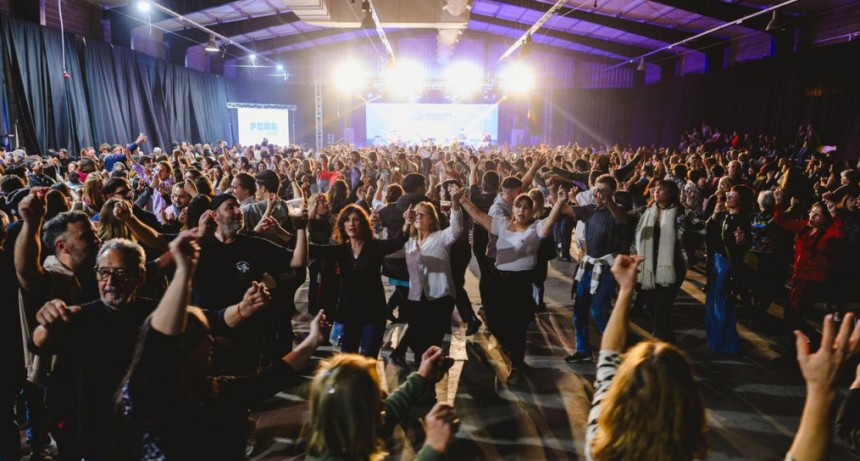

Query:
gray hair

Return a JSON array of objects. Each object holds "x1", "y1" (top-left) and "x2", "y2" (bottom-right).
[
  {"x1": 96, "y1": 238, "x2": 146, "y2": 271},
  {"x1": 758, "y1": 190, "x2": 775, "y2": 210}
]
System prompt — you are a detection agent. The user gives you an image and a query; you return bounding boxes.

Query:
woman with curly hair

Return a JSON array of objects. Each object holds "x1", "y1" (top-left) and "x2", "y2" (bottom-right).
[{"x1": 312, "y1": 204, "x2": 413, "y2": 357}]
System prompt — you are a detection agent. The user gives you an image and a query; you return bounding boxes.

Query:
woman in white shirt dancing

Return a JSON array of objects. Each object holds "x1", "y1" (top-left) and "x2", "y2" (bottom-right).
[
  {"x1": 458, "y1": 188, "x2": 570, "y2": 385},
  {"x1": 403, "y1": 186, "x2": 464, "y2": 364}
]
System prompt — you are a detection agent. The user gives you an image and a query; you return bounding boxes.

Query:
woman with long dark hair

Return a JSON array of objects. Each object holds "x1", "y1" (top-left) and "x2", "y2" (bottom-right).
[
  {"x1": 632, "y1": 180, "x2": 687, "y2": 342},
  {"x1": 313, "y1": 204, "x2": 413, "y2": 358},
  {"x1": 457, "y1": 188, "x2": 569, "y2": 385},
  {"x1": 704, "y1": 184, "x2": 753, "y2": 355}
]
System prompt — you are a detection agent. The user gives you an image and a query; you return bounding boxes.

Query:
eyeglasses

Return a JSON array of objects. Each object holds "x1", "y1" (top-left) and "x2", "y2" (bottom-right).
[
  {"x1": 94, "y1": 267, "x2": 138, "y2": 282},
  {"x1": 414, "y1": 211, "x2": 432, "y2": 218}
]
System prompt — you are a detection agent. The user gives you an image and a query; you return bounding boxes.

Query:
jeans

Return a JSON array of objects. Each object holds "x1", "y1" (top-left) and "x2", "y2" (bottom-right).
[
  {"x1": 341, "y1": 320, "x2": 386, "y2": 358},
  {"x1": 572, "y1": 269, "x2": 616, "y2": 354},
  {"x1": 21, "y1": 381, "x2": 49, "y2": 449},
  {"x1": 553, "y1": 217, "x2": 574, "y2": 258},
  {"x1": 450, "y1": 241, "x2": 476, "y2": 323}
]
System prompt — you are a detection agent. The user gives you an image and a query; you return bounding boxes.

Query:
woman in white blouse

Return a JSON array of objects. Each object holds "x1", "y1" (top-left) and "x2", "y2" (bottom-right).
[
  {"x1": 402, "y1": 186, "x2": 465, "y2": 366},
  {"x1": 458, "y1": 187, "x2": 569, "y2": 385}
]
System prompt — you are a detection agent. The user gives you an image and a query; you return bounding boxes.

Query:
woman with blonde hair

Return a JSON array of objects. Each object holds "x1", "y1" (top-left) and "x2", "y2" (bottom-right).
[
  {"x1": 586, "y1": 255, "x2": 707, "y2": 461},
  {"x1": 400, "y1": 186, "x2": 463, "y2": 367},
  {"x1": 307, "y1": 346, "x2": 458, "y2": 461}
]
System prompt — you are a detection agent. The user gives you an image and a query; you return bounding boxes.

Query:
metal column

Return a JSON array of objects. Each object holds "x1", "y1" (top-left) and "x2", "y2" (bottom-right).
[{"x1": 314, "y1": 78, "x2": 323, "y2": 152}]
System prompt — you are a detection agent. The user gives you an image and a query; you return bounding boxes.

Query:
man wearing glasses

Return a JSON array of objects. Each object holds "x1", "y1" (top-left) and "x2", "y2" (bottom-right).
[{"x1": 28, "y1": 239, "x2": 155, "y2": 460}]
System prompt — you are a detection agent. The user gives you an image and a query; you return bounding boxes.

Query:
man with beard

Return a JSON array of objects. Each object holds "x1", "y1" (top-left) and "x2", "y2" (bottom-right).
[
  {"x1": 15, "y1": 189, "x2": 102, "y2": 460},
  {"x1": 28, "y1": 240, "x2": 155, "y2": 460},
  {"x1": 193, "y1": 193, "x2": 308, "y2": 374}
]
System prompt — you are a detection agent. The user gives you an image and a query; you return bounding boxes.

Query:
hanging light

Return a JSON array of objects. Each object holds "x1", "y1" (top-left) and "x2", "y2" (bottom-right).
[
  {"x1": 204, "y1": 35, "x2": 220, "y2": 52},
  {"x1": 636, "y1": 58, "x2": 646, "y2": 72},
  {"x1": 360, "y1": 0, "x2": 375, "y2": 29}
]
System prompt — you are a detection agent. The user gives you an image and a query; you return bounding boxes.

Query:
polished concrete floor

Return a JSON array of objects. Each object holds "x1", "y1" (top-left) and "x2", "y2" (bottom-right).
[{"x1": 245, "y1": 257, "x2": 860, "y2": 461}]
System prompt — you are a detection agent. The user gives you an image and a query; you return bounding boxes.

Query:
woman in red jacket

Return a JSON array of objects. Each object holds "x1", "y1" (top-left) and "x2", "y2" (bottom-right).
[{"x1": 774, "y1": 188, "x2": 840, "y2": 355}]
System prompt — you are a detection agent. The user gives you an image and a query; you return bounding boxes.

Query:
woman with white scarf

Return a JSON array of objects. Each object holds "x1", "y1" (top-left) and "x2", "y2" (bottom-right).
[{"x1": 633, "y1": 180, "x2": 687, "y2": 342}]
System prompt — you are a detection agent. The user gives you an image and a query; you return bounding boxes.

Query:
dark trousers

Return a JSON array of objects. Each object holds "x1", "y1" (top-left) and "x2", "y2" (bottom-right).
[
  {"x1": 642, "y1": 282, "x2": 683, "y2": 343},
  {"x1": 0, "y1": 373, "x2": 23, "y2": 461},
  {"x1": 341, "y1": 320, "x2": 386, "y2": 358},
  {"x1": 485, "y1": 271, "x2": 535, "y2": 367},
  {"x1": 553, "y1": 216, "x2": 574, "y2": 258},
  {"x1": 407, "y1": 297, "x2": 455, "y2": 358},
  {"x1": 451, "y1": 242, "x2": 476, "y2": 323}
]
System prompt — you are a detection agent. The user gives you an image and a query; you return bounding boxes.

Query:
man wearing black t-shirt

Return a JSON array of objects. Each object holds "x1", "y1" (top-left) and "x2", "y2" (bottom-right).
[
  {"x1": 29, "y1": 240, "x2": 154, "y2": 461},
  {"x1": 194, "y1": 193, "x2": 308, "y2": 374}
]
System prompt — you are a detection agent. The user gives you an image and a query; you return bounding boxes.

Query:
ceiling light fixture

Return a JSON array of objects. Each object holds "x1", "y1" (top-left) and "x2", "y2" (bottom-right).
[
  {"x1": 204, "y1": 35, "x2": 220, "y2": 52},
  {"x1": 360, "y1": 0, "x2": 375, "y2": 29}
]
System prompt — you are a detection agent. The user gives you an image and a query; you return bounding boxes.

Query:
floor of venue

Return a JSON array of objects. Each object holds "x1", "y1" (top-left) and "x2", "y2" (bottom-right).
[{"x1": 243, "y1": 257, "x2": 860, "y2": 461}]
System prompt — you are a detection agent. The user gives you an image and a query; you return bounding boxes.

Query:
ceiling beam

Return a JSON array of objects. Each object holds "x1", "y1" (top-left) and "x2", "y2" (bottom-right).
[
  {"x1": 649, "y1": 0, "x2": 772, "y2": 31},
  {"x1": 170, "y1": 12, "x2": 301, "y2": 43},
  {"x1": 110, "y1": 0, "x2": 238, "y2": 24},
  {"x1": 488, "y1": 0, "x2": 725, "y2": 50},
  {"x1": 471, "y1": 13, "x2": 676, "y2": 62},
  {"x1": 240, "y1": 28, "x2": 352, "y2": 55}
]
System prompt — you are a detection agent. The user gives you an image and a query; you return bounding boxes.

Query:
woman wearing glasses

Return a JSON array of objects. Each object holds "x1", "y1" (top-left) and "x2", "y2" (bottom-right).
[
  {"x1": 457, "y1": 187, "x2": 571, "y2": 385},
  {"x1": 400, "y1": 186, "x2": 464, "y2": 370}
]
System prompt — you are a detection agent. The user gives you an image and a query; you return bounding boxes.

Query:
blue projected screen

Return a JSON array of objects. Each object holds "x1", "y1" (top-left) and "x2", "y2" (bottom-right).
[{"x1": 366, "y1": 103, "x2": 498, "y2": 146}]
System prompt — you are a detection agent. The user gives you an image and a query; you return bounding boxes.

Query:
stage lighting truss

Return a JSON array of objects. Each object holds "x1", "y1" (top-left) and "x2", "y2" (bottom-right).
[{"x1": 329, "y1": 61, "x2": 534, "y2": 100}]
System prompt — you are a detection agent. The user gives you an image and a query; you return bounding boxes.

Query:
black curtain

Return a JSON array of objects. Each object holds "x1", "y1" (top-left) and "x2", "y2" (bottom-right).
[
  {"x1": 624, "y1": 39, "x2": 860, "y2": 159},
  {"x1": 2, "y1": 16, "x2": 49, "y2": 155},
  {"x1": 1, "y1": 14, "x2": 234, "y2": 154}
]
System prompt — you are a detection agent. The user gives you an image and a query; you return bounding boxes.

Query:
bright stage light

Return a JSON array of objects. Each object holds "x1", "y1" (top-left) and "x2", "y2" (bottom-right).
[
  {"x1": 500, "y1": 62, "x2": 535, "y2": 95},
  {"x1": 276, "y1": 64, "x2": 284, "y2": 71},
  {"x1": 383, "y1": 61, "x2": 426, "y2": 99},
  {"x1": 333, "y1": 61, "x2": 368, "y2": 94},
  {"x1": 444, "y1": 62, "x2": 483, "y2": 99},
  {"x1": 137, "y1": 1, "x2": 151, "y2": 13}
]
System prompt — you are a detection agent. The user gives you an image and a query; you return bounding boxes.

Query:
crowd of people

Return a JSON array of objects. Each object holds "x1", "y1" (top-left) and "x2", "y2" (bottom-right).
[{"x1": 0, "y1": 123, "x2": 858, "y2": 460}]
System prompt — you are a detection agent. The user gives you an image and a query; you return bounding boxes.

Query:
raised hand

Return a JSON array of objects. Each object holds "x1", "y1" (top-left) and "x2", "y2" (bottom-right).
[
  {"x1": 238, "y1": 281, "x2": 272, "y2": 318},
  {"x1": 36, "y1": 299, "x2": 81, "y2": 329},
  {"x1": 774, "y1": 188, "x2": 785, "y2": 205},
  {"x1": 308, "y1": 310, "x2": 332, "y2": 347},
  {"x1": 610, "y1": 254, "x2": 644, "y2": 292},
  {"x1": 403, "y1": 204, "x2": 416, "y2": 227},
  {"x1": 169, "y1": 229, "x2": 201, "y2": 272},
  {"x1": 797, "y1": 313, "x2": 860, "y2": 393},
  {"x1": 19, "y1": 187, "x2": 49, "y2": 224},
  {"x1": 198, "y1": 210, "x2": 217, "y2": 233},
  {"x1": 113, "y1": 200, "x2": 134, "y2": 222},
  {"x1": 449, "y1": 185, "x2": 464, "y2": 203}
]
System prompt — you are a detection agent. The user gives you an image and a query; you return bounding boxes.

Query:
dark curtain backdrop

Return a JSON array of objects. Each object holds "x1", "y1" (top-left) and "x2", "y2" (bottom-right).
[
  {"x1": 624, "y1": 40, "x2": 860, "y2": 158},
  {"x1": 1, "y1": 15, "x2": 233, "y2": 155}
]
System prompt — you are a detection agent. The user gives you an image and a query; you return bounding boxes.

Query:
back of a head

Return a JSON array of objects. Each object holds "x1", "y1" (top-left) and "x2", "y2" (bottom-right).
[
  {"x1": 402, "y1": 173, "x2": 426, "y2": 194},
  {"x1": 592, "y1": 341, "x2": 706, "y2": 461},
  {"x1": 308, "y1": 354, "x2": 383, "y2": 460},
  {"x1": 481, "y1": 171, "x2": 500, "y2": 193}
]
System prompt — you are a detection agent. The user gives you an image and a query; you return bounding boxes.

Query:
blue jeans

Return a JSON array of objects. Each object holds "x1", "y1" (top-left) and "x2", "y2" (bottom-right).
[
  {"x1": 572, "y1": 269, "x2": 616, "y2": 354},
  {"x1": 341, "y1": 320, "x2": 385, "y2": 358}
]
